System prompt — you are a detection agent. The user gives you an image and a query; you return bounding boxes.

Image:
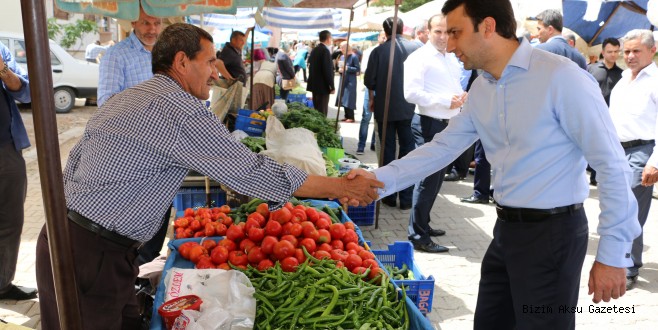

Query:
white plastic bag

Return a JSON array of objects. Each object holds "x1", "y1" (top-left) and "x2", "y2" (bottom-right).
[
  {"x1": 164, "y1": 268, "x2": 256, "y2": 330},
  {"x1": 260, "y1": 116, "x2": 326, "y2": 176}
]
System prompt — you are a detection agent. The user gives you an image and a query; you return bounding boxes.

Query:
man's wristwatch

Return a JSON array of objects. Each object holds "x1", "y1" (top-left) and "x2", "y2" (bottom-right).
[{"x1": 0, "y1": 63, "x2": 9, "y2": 79}]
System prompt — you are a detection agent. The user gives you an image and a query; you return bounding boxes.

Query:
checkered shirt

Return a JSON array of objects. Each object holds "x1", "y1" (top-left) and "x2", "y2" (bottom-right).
[
  {"x1": 64, "y1": 74, "x2": 308, "y2": 242},
  {"x1": 98, "y1": 32, "x2": 153, "y2": 106}
]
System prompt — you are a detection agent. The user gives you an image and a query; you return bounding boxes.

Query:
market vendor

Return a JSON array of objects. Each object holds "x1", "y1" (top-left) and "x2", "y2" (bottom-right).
[{"x1": 35, "y1": 23, "x2": 383, "y2": 330}]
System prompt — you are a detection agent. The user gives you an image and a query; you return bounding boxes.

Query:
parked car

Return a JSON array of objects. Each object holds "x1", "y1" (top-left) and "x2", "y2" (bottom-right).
[{"x1": 0, "y1": 31, "x2": 99, "y2": 113}]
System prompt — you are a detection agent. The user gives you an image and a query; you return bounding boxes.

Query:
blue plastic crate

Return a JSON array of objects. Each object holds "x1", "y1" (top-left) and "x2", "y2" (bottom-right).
[
  {"x1": 234, "y1": 109, "x2": 266, "y2": 137},
  {"x1": 347, "y1": 202, "x2": 375, "y2": 226},
  {"x1": 373, "y1": 241, "x2": 436, "y2": 314},
  {"x1": 286, "y1": 93, "x2": 307, "y2": 104},
  {"x1": 305, "y1": 99, "x2": 314, "y2": 108},
  {"x1": 172, "y1": 188, "x2": 226, "y2": 211}
]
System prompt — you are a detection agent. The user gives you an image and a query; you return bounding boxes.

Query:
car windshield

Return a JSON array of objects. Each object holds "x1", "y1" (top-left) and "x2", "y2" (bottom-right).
[{"x1": 14, "y1": 40, "x2": 61, "y2": 66}]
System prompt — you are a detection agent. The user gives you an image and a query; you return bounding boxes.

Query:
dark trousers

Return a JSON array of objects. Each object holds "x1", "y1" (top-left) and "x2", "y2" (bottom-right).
[
  {"x1": 408, "y1": 116, "x2": 448, "y2": 243},
  {"x1": 473, "y1": 140, "x2": 491, "y2": 199},
  {"x1": 474, "y1": 209, "x2": 588, "y2": 330},
  {"x1": 377, "y1": 119, "x2": 416, "y2": 206},
  {"x1": 410, "y1": 114, "x2": 425, "y2": 148},
  {"x1": 357, "y1": 90, "x2": 376, "y2": 151},
  {"x1": 280, "y1": 88, "x2": 290, "y2": 103},
  {"x1": 136, "y1": 205, "x2": 171, "y2": 265},
  {"x1": 625, "y1": 143, "x2": 654, "y2": 277},
  {"x1": 36, "y1": 223, "x2": 141, "y2": 330},
  {"x1": 447, "y1": 144, "x2": 474, "y2": 178},
  {"x1": 0, "y1": 143, "x2": 26, "y2": 292},
  {"x1": 294, "y1": 65, "x2": 307, "y2": 81},
  {"x1": 344, "y1": 107, "x2": 355, "y2": 120},
  {"x1": 312, "y1": 93, "x2": 330, "y2": 117}
]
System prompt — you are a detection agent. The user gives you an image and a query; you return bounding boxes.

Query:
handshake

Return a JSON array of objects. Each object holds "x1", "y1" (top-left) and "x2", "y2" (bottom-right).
[{"x1": 336, "y1": 169, "x2": 383, "y2": 207}]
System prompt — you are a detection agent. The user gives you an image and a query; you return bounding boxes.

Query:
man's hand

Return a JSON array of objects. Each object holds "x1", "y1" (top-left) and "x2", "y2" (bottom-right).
[
  {"x1": 338, "y1": 169, "x2": 382, "y2": 206},
  {"x1": 641, "y1": 165, "x2": 658, "y2": 187},
  {"x1": 588, "y1": 261, "x2": 627, "y2": 303},
  {"x1": 368, "y1": 98, "x2": 375, "y2": 113},
  {"x1": 330, "y1": 89, "x2": 336, "y2": 95}
]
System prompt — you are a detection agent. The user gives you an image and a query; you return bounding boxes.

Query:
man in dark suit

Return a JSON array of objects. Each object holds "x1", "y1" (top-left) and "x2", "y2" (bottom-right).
[
  {"x1": 535, "y1": 9, "x2": 587, "y2": 70},
  {"x1": 306, "y1": 30, "x2": 335, "y2": 116}
]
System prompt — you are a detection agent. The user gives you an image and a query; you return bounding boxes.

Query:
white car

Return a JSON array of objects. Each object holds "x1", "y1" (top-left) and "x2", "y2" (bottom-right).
[{"x1": 0, "y1": 31, "x2": 99, "y2": 113}]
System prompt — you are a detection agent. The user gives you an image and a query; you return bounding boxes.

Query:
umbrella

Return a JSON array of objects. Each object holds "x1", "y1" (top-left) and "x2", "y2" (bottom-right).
[
  {"x1": 187, "y1": 7, "x2": 343, "y2": 30},
  {"x1": 562, "y1": 0, "x2": 654, "y2": 46}
]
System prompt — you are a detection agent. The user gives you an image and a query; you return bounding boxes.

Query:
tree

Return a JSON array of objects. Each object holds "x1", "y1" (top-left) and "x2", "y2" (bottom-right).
[
  {"x1": 47, "y1": 18, "x2": 97, "y2": 49},
  {"x1": 370, "y1": 0, "x2": 432, "y2": 12}
]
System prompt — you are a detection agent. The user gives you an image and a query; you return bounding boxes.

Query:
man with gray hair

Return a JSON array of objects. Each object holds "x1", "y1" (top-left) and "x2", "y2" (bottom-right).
[
  {"x1": 608, "y1": 29, "x2": 658, "y2": 291},
  {"x1": 412, "y1": 20, "x2": 429, "y2": 46},
  {"x1": 563, "y1": 31, "x2": 576, "y2": 47},
  {"x1": 535, "y1": 9, "x2": 587, "y2": 69}
]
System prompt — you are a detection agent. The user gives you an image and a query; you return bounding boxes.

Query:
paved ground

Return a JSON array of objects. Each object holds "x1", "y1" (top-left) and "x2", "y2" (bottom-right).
[{"x1": 2, "y1": 87, "x2": 658, "y2": 329}]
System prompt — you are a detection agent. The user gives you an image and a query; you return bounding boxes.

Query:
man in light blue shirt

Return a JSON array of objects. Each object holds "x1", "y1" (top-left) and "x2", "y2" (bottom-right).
[
  {"x1": 350, "y1": 0, "x2": 640, "y2": 328},
  {"x1": 98, "y1": 7, "x2": 162, "y2": 106}
]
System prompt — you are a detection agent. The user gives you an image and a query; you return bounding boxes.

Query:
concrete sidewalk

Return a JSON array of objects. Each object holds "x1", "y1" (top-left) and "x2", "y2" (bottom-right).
[{"x1": 2, "y1": 92, "x2": 658, "y2": 329}]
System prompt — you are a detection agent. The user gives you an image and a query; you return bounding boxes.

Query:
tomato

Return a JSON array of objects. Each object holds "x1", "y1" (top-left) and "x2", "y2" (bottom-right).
[
  {"x1": 298, "y1": 238, "x2": 317, "y2": 254},
  {"x1": 317, "y1": 229, "x2": 331, "y2": 244},
  {"x1": 175, "y1": 228, "x2": 186, "y2": 239},
  {"x1": 315, "y1": 217, "x2": 331, "y2": 230},
  {"x1": 228, "y1": 250, "x2": 248, "y2": 266},
  {"x1": 317, "y1": 243, "x2": 333, "y2": 252},
  {"x1": 221, "y1": 215, "x2": 234, "y2": 227},
  {"x1": 329, "y1": 223, "x2": 346, "y2": 240},
  {"x1": 201, "y1": 239, "x2": 217, "y2": 251},
  {"x1": 352, "y1": 266, "x2": 368, "y2": 275},
  {"x1": 174, "y1": 217, "x2": 189, "y2": 228},
  {"x1": 294, "y1": 204, "x2": 307, "y2": 211},
  {"x1": 213, "y1": 222, "x2": 228, "y2": 236},
  {"x1": 218, "y1": 239, "x2": 237, "y2": 252},
  {"x1": 247, "y1": 247, "x2": 267, "y2": 265},
  {"x1": 284, "y1": 202, "x2": 294, "y2": 211},
  {"x1": 280, "y1": 234, "x2": 298, "y2": 248},
  {"x1": 247, "y1": 227, "x2": 265, "y2": 243},
  {"x1": 178, "y1": 242, "x2": 198, "y2": 260},
  {"x1": 219, "y1": 205, "x2": 231, "y2": 214},
  {"x1": 345, "y1": 242, "x2": 362, "y2": 252},
  {"x1": 244, "y1": 219, "x2": 261, "y2": 234},
  {"x1": 342, "y1": 230, "x2": 359, "y2": 245},
  {"x1": 294, "y1": 248, "x2": 307, "y2": 264},
  {"x1": 330, "y1": 249, "x2": 349, "y2": 262},
  {"x1": 335, "y1": 260, "x2": 345, "y2": 268},
  {"x1": 361, "y1": 258, "x2": 379, "y2": 269},
  {"x1": 330, "y1": 240, "x2": 344, "y2": 250},
  {"x1": 257, "y1": 259, "x2": 274, "y2": 271},
  {"x1": 273, "y1": 240, "x2": 296, "y2": 260},
  {"x1": 189, "y1": 219, "x2": 202, "y2": 232},
  {"x1": 226, "y1": 224, "x2": 246, "y2": 242},
  {"x1": 318, "y1": 211, "x2": 331, "y2": 222},
  {"x1": 358, "y1": 250, "x2": 376, "y2": 261},
  {"x1": 256, "y1": 203, "x2": 270, "y2": 218},
  {"x1": 344, "y1": 254, "x2": 363, "y2": 271},
  {"x1": 204, "y1": 223, "x2": 216, "y2": 237},
  {"x1": 281, "y1": 257, "x2": 300, "y2": 272},
  {"x1": 184, "y1": 228, "x2": 195, "y2": 238},
  {"x1": 189, "y1": 245, "x2": 208, "y2": 264},
  {"x1": 184, "y1": 208, "x2": 195, "y2": 217},
  {"x1": 210, "y1": 245, "x2": 229, "y2": 264},
  {"x1": 196, "y1": 256, "x2": 215, "y2": 269},
  {"x1": 291, "y1": 209, "x2": 307, "y2": 223},
  {"x1": 239, "y1": 238, "x2": 256, "y2": 253},
  {"x1": 313, "y1": 250, "x2": 332, "y2": 260},
  {"x1": 200, "y1": 217, "x2": 210, "y2": 227},
  {"x1": 249, "y1": 212, "x2": 267, "y2": 227},
  {"x1": 368, "y1": 267, "x2": 387, "y2": 284},
  {"x1": 264, "y1": 220, "x2": 283, "y2": 237},
  {"x1": 344, "y1": 221, "x2": 356, "y2": 231},
  {"x1": 305, "y1": 207, "x2": 320, "y2": 223},
  {"x1": 260, "y1": 236, "x2": 279, "y2": 255},
  {"x1": 289, "y1": 223, "x2": 303, "y2": 237},
  {"x1": 272, "y1": 208, "x2": 292, "y2": 225},
  {"x1": 302, "y1": 226, "x2": 319, "y2": 241},
  {"x1": 217, "y1": 262, "x2": 231, "y2": 270},
  {"x1": 193, "y1": 231, "x2": 205, "y2": 238},
  {"x1": 300, "y1": 221, "x2": 314, "y2": 230}
]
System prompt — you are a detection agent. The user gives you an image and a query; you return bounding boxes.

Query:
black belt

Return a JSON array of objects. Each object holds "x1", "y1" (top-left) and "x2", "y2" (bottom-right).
[
  {"x1": 496, "y1": 203, "x2": 583, "y2": 223},
  {"x1": 621, "y1": 139, "x2": 654, "y2": 149},
  {"x1": 437, "y1": 118, "x2": 449, "y2": 124},
  {"x1": 68, "y1": 210, "x2": 140, "y2": 248}
]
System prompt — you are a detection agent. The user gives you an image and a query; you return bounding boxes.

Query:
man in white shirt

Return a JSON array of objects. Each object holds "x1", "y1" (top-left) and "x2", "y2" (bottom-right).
[
  {"x1": 608, "y1": 29, "x2": 658, "y2": 291},
  {"x1": 403, "y1": 14, "x2": 466, "y2": 253}
]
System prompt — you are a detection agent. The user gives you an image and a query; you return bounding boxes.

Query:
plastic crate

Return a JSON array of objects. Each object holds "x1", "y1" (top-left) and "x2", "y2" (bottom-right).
[
  {"x1": 305, "y1": 99, "x2": 314, "y2": 108},
  {"x1": 234, "y1": 109, "x2": 266, "y2": 137},
  {"x1": 286, "y1": 93, "x2": 307, "y2": 104},
  {"x1": 172, "y1": 187, "x2": 226, "y2": 211},
  {"x1": 373, "y1": 241, "x2": 435, "y2": 314},
  {"x1": 346, "y1": 202, "x2": 375, "y2": 226}
]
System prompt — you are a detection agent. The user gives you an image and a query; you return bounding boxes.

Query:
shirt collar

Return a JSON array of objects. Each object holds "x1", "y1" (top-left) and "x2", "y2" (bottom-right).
[
  {"x1": 128, "y1": 32, "x2": 151, "y2": 53},
  {"x1": 546, "y1": 35, "x2": 567, "y2": 44},
  {"x1": 482, "y1": 38, "x2": 527, "y2": 82},
  {"x1": 622, "y1": 61, "x2": 658, "y2": 79}
]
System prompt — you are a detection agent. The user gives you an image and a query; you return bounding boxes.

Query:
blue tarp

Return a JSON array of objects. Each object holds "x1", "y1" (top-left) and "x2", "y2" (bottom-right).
[{"x1": 563, "y1": 0, "x2": 654, "y2": 46}]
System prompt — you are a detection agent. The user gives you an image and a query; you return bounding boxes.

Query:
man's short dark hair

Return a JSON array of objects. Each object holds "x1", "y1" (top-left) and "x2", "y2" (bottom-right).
[
  {"x1": 536, "y1": 9, "x2": 563, "y2": 32},
  {"x1": 442, "y1": 0, "x2": 517, "y2": 40},
  {"x1": 319, "y1": 30, "x2": 331, "y2": 42},
  {"x1": 230, "y1": 31, "x2": 246, "y2": 40},
  {"x1": 383, "y1": 17, "x2": 404, "y2": 36},
  {"x1": 602, "y1": 37, "x2": 621, "y2": 49},
  {"x1": 152, "y1": 23, "x2": 213, "y2": 74}
]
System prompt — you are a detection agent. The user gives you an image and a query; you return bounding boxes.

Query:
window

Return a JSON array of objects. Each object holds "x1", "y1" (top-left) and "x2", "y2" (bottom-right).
[
  {"x1": 0, "y1": 39, "x2": 8, "y2": 49},
  {"x1": 13, "y1": 40, "x2": 26, "y2": 63},
  {"x1": 50, "y1": 51, "x2": 61, "y2": 66}
]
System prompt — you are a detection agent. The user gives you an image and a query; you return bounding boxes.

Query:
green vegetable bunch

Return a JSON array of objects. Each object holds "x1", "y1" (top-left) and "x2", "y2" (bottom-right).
[
  {"x1": 241, "y1": 136, "x2": 267, "y2": 153},
  {"x1": 280, "y1": 103, "x2": 342, "y2": 148}
]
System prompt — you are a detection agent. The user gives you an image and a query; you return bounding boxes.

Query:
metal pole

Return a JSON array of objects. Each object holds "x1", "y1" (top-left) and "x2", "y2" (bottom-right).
[
  {"x1": 20, "y1": 0, "x2": 83, "y2": 329},
  {"x1": 334, "y1": 9, "x2": 354, "y2": 132},
  {"x1": 250, "y1": 24, "x2": 255, "y2": 110},
  {"x1": 375, "y1": 0, "x2": 401, "y2": 229}
]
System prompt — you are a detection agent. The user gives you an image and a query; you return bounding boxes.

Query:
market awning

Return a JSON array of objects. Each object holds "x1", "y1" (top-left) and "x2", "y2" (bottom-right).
[{"x1": 187, "y1": 7, "x2": 343, "y2": 30}]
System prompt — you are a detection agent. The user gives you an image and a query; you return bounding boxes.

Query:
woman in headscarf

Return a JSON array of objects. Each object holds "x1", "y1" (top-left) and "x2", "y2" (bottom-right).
[
  {"x1": 251, "y1": 48, "x2": 276, "y2": 110},
  {"x1": 275, "y1": 42, "x2": 296, "y2": 102},
  {"x1": 337, "y1": 41, "x2": 360, "y2": 122}
]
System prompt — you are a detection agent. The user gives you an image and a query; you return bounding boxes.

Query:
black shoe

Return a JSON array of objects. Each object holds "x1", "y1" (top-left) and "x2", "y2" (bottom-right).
[
  {"x1": 411, "y1": 241, "x2": 449, "y2": 253},
  {"x1": 444, "y1": 173, "x2": 465, "y2": 182},
  {"x1": 356, "y1": 149, "x2": 364, "y2": 155},
  {"x1": 460, "y1": 194, "x2": 490, "y2": 204},
  {"x1": 381, "y1": 199, "x2": 396, "y2": 207},
  {"x1": 626, "y1": 275, "x2": 637, "y2": 291},
  {"x1": 429, "y1": 228, "x2": 446, "y2": 237},
  {"x1": 590, "y1": 180, "x2": 598, "y2": 186},
  {"x1": 370, "y1": 144, "x2": 376, "y2": 151},
  {"x1": 399, "y1": 203, "x2": 412, "y2": 210},
  {"x1": 0, "y1": 285, "x2": 38, "y2": 300}
]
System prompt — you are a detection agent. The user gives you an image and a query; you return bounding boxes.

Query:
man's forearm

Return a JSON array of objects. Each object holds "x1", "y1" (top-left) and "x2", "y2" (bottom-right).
[{"x1": 293, "y1": 175, "x2": 383, "y2": 206}]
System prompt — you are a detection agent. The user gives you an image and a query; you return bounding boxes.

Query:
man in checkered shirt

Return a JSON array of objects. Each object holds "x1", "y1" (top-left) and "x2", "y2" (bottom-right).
[{"x1": 35, "y1": 23, "x2": 383, "y2": 330}]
